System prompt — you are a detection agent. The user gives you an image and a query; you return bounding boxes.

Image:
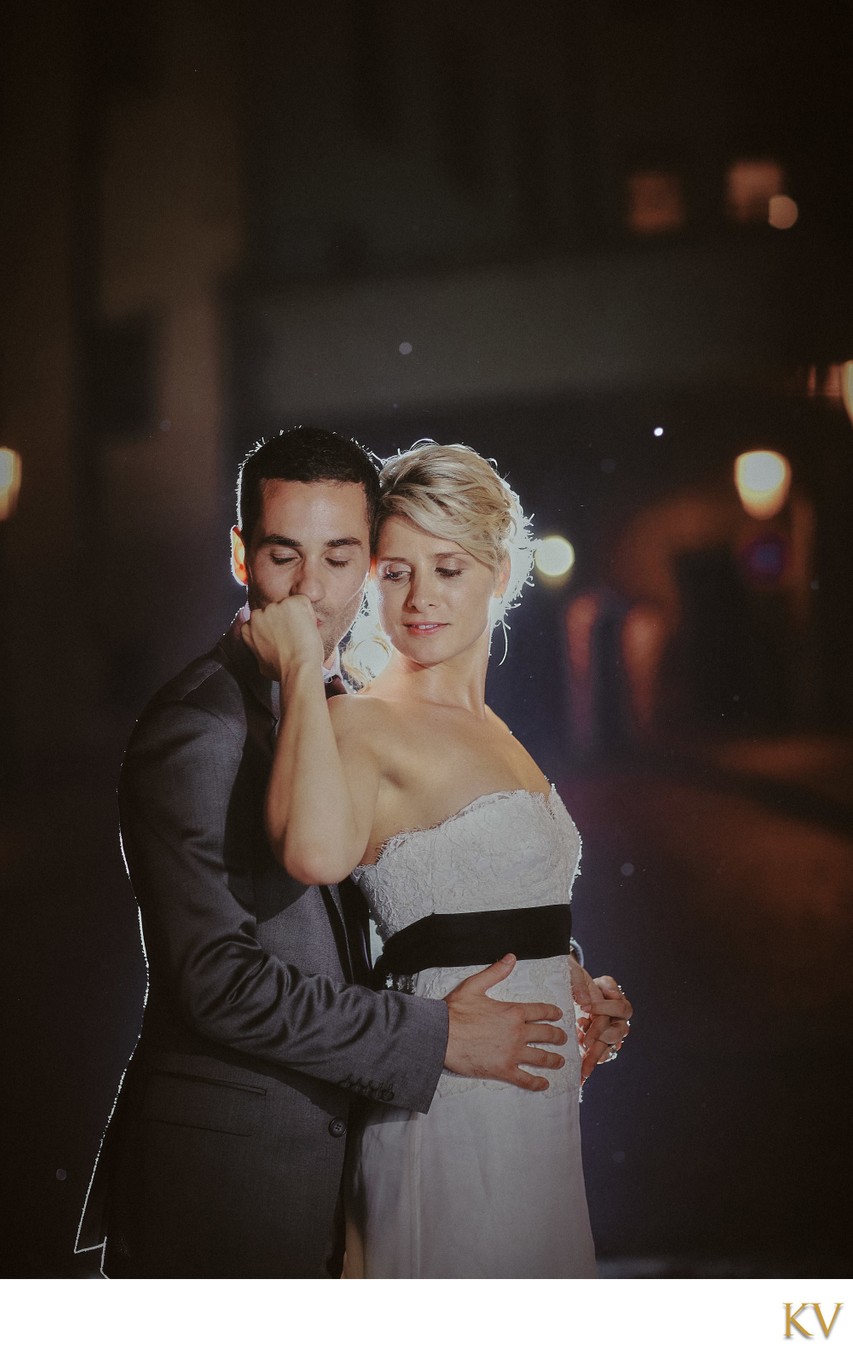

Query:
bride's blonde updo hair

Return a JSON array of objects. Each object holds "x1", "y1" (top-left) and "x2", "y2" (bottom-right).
[
  {"x1": 376, "y1": 440, "x2": 535, "y2": 616},
  {"x1": 344, "y1": 441, "x2": 535, "y2": 682}
]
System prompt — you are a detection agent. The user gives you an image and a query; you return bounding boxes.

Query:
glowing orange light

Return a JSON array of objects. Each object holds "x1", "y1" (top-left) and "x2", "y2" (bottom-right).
[
  {"x1": 0, "y1": 447, "x2": 22, "y2": 521},
  {"x1": 726, "y1": 158, "x2": 785, "y2": 224},
  {"x1": 627, "y1": 170, "x2": 686, "y2": 235},
  {"x1": 841, "y1": 361, "x2": 853, "y2": 429},
  {"x1": 734, "y1": 449, "x2": 791, "y2": 520},
  {"x1": 768, "y1": 194, "x2": 798, "y2": 229}
]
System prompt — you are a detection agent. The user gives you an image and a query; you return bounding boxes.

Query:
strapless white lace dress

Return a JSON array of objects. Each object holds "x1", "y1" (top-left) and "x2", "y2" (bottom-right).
[{"x1": 347, "y1": 786, "x2": 596, "y2": 1279}]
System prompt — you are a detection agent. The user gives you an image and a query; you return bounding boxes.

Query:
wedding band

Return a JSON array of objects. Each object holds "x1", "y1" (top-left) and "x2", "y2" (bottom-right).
[{"x1": 595, "y1": 1041, "x2": 620, "y2": 1065}]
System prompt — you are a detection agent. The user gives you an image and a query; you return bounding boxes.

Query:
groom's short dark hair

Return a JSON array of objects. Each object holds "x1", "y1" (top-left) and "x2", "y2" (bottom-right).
[{"x1": 237, "y1": 426, "x2": 380, "y2": 547}]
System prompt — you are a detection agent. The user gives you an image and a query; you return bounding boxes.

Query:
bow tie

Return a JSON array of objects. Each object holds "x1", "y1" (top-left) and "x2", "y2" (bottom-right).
[{"x1": 324, "y1": 674, "x2": 347, "y2": 699}]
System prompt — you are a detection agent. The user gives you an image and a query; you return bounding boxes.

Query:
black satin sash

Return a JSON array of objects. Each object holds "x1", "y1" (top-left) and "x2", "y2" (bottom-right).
[{"x1": 371, "y1": 903, "x2": 573, "y2": 986}]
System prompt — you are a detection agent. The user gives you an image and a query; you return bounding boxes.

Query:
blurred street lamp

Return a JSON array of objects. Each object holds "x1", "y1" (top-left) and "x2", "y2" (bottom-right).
[
  {"x1": 734, "y1": 449, "x2": 791, "y2": 520},
  {"x1": 841, "y1": 361, "x2": 853, "y2": 430},
  {"x1": 0, "y1": 447, "x2": 22, "y2": 521},
  {"x1": 726, "y1": 158, "x2": 784, "y2": 224},
  {"x1": 534, "y1": 535, "x2": 576, "y2": 584},
  {"x1": 768, "y1": 194, "x2": 798, "y2": 229}
]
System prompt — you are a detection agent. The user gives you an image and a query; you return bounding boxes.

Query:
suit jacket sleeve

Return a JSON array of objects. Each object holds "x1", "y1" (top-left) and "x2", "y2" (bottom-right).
[{"x1": 118, "y1": 688, "x2": 447, "y2": 1115}]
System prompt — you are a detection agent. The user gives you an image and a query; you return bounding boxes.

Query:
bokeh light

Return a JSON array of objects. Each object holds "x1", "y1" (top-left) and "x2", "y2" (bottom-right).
[
  {"x1": 726, "y1": 157, "x2": 784, "y2": 223},
  {"x1": 734, "y1": 449, "x2": 791, "y2": 520},
  {"x1": 841, "y1": 360, "x2": 853, "y2": 429},
  {"x1": 768, "y1": 194, "x2": 799, "y2": 229},
  {"x1": 0, "y1": 447, "x2": 22, "y2": 521},
  {"x1": 534, "y1": 535, "x2": 576, "y2": 582}
]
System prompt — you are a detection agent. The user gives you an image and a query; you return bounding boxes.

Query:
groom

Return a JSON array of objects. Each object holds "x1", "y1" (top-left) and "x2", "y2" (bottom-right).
[{"x1": 76, "y1": 426, "x2": 631, "y2": 1278}]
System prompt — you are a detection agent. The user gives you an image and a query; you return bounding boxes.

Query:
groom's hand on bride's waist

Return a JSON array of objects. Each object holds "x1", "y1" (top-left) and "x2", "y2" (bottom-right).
[{"x1": 442, "y1": 954, "x2": 568, "y2": 1092}]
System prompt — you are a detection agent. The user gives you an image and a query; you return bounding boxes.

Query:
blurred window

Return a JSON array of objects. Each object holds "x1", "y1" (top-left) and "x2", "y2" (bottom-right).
[
  {"x1": 725, "y1": 158, "x2": 785, "y2": 224},
  {"x1": 626, "y1": 170, "x2": 686, "y2": 235}
]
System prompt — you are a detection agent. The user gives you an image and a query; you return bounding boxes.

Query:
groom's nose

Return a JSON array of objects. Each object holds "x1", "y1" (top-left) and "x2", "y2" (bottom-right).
[{"x1": 291, "y1": 557, "x2": 323, "y2": 602}]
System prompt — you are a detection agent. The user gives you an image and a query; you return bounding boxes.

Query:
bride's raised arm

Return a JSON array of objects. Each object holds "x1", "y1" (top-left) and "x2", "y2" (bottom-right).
[{"x1": 242, "y1": 596, "x2": 379, "y2": 884}]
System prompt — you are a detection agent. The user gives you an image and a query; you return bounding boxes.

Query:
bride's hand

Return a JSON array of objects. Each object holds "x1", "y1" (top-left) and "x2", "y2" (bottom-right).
[
  {"x1": 570, "y1": 960, "x2": 633, "y2": 1081},
  {"x1": 242, "y1": 596, "x2": 324, "y2": 680}
]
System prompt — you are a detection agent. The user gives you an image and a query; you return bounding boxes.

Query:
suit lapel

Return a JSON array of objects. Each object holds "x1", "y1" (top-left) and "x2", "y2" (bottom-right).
[
  {"x1": 336, "y1": 877, "x2": 373, "y2": 984},
  {"x1": 321, "y1": 883, "x2": 361, "y2": 982}
]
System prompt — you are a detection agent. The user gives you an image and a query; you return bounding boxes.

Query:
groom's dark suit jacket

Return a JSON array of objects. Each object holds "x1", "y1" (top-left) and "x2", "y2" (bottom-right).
[{"x1": 76, "y1": 617, "x2": 447, "y2": 1277}]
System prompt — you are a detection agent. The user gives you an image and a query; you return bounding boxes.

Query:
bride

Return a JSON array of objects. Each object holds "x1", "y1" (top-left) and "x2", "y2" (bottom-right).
[{"x1": 243, "y1": 441, "x2": 626, "y2": 1277}]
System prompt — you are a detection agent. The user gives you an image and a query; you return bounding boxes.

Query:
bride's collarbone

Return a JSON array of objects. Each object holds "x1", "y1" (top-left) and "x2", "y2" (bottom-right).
[
  {"x1": 372, "y1": 696, "x2": 510, "y2": 750},
  {"x1": 378, "y1": 746, "x2": 550, "y2": 824},
  {"x1": 363, "y1": 697, "x2": 548, "y2": 799}
]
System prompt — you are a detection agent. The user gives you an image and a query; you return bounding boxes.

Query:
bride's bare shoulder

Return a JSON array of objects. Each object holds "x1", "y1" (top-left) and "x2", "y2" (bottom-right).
[{"x1": 485, "y1": 705, "x2": 513, "y2": 737}]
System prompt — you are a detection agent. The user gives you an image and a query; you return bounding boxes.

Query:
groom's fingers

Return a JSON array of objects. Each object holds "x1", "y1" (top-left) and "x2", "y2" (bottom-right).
[
  {"x1": 449, "y1": 957, "x2": 564, "y2": 1023},
  {"x1": 586, "y1": 1002, "x2": 632, "y2": 1036},
  {"x1": 580, "y1": 1013, "x2": 633, "y2": 1080},
  {"x1": 522, "y1": 1048, "x2": 565, "y2": 1070},
  {"x1": 581, "y1": 1047, "x2": 602, "y2": 1082},
  {"x1": 454, "y1": 954, "x2": 517, "y2": 993},
  {"x1": 584, "y1": 991, "x2": 633, "y2": 1051},
  {"x1": 510, "y1": 1070, "x2": 550, "y2": 1092},
  {"x1": 593, "y1": 974, "x2": 623, "y2": 996},
  {"x1": 517, "y1": 1001, "x2": 564, "y2": 1023},
  {"x1": 580, "y1": 978, "x2": 633, "y2": 1076},
  {"x1": 588, "y1": 996, "x2": 633, "y2": 1018},
  {"x1": 524, "y1": 1022, "x2": 568, "y2": 1047}
]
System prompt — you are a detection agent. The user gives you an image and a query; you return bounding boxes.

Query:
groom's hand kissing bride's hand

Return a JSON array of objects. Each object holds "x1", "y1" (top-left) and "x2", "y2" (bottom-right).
[{"x1": 443, "y1": 954, "x2": 568, "y2": 1092}]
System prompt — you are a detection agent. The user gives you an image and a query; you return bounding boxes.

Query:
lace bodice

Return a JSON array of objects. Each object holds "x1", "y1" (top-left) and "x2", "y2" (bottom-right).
[
  {"x1": 351, "y1": 787, "x2": 584, "y2": 1099},
  {"x1": 352, "y1": 786, "x2": 581, "y2": 944}
]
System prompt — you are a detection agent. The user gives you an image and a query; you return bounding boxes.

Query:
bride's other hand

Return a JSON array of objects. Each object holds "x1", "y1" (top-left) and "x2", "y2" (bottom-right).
[
  {"x1": 443, "y1": 955, "x2": 568, "y2": 1092},
  {"x1": 241, "y1": 596, "x2": 324, "y2": 680},
  {"x1": 573, "y1": 968, "x2": 633, "y2": 1081}
]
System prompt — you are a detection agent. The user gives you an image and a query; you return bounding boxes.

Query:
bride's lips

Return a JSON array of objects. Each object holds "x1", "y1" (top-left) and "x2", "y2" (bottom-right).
[{"x1": 404, "y1": 622, "x2": 447, "y2": 635}]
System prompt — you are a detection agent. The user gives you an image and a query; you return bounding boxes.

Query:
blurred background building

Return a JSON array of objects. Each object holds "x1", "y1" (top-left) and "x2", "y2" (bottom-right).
[{"x1": 2, "y1": 0, "x2": 852, "y2": 1276}]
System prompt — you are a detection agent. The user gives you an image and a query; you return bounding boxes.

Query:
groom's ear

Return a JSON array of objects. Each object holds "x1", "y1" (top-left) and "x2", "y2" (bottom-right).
[{"x1": 231, "y1": 525, "x2": 248, "y2": 586}]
